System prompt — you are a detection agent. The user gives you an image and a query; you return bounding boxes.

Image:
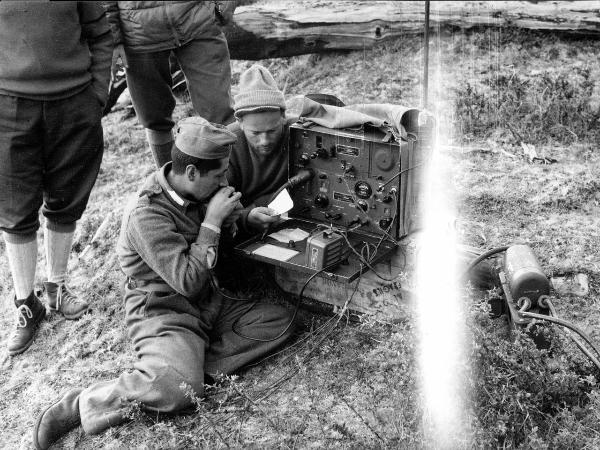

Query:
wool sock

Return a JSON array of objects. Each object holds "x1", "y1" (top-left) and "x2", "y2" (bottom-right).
[
  {"x1": 3, "y1": 231, "x2": 37, "y2": 299},
  {"x1": 44, "y1": 221, "x2": 76, "y2": 284},
  {"x1": 146, "y1": 128, "x2": 174, "y2": 168}
]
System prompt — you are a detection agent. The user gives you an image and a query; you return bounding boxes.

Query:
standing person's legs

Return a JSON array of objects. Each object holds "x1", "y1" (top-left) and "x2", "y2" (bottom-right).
[
  {"x1": 176, "y1": 27, "x2": 234, "y2": 126},
  {"x1": 0, "y1": 94, "x2": 47, "y2": 355},
  {"x1": 205, "y1": 296, "x2": 295, "y2": 376},
  {"x1": 124, "y1": 49, "x2": 176, "y2": 168},
  {"x1": 42, "y1": 85, "x2": 104, "y2": 318}
]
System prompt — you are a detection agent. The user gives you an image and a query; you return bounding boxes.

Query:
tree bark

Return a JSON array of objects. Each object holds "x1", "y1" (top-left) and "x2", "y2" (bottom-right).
[{"x1": 224, "y1": 1, "x2": 600, "y2": 60}]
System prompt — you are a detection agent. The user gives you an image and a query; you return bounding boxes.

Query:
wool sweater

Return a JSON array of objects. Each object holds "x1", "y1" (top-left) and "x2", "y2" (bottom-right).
[
  {"x1": 226, "y1": 120, "x2": 290, "y2": 210},
  {"x1": 0, "y1": 2, "x2": 112, "y2": 103}
]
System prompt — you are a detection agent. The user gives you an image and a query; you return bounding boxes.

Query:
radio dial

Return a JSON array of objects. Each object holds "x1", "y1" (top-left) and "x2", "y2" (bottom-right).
[{"x1": 354, "y1": 181, "x2": 372, "y2": 199}]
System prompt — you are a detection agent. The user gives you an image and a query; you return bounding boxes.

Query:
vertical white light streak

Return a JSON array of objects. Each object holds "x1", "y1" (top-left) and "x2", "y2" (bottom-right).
[{"x1": 416, "y1": 22, "x2": 468, "y2": 448}]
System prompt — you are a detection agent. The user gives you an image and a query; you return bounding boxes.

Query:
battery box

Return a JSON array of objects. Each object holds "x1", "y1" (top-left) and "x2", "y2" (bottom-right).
[{"x1": 235, "y1": 111, "x2": 431, "y2": 283}]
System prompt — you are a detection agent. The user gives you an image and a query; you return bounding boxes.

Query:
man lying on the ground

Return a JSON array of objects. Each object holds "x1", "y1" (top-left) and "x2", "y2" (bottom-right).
[
  {"x1": 33, "y1": 117, "x2": 295, "y2": 449},
  {"x1": 226, "y1": 64, "x2": 295, "y2": 234}
]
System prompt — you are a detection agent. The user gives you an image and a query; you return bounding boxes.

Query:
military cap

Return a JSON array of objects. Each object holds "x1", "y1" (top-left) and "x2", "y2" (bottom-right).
[{"x1": 174, "y1": 117, "x2": 237, "y2": 159}]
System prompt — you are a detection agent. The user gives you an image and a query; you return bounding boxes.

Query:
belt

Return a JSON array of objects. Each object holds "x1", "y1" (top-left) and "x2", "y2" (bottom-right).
[{"x1": 126, "y1": 276, "x2": 174, "y2": 293}]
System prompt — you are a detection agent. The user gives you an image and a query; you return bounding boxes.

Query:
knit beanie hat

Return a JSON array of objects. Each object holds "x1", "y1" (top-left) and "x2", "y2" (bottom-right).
[{"x1": 234, "y1": 64, "x2": 286, "y2": 118}]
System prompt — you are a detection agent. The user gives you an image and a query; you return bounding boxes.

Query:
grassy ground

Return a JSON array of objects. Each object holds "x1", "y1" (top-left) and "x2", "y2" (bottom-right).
[{"x1": 1, "y1": 23, "x2": 599, "y2": 449}]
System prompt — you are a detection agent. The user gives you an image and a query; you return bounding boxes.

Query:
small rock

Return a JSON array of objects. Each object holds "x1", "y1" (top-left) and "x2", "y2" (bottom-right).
[{"x1": 551, "y1": 273, "x2": 589, "y2": 297}]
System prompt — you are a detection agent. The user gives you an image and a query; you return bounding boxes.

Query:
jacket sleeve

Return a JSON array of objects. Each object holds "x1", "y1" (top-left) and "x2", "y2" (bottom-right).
[
  {"x1": 78, "y1": 2, "x2": 113, "y2": 107},
  {"x1": 101, "y1": 1, "x2": 124, "y2": 45},
  {"x1": 127, "y1": 205, "x2": 220, "y2": 298},
  {"x1": 214, "y1": 1, "x2": 237, "y2": 26}
]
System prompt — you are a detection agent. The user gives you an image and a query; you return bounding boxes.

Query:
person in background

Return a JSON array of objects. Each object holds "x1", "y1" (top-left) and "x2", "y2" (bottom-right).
[
  {"x1": 0, "y1": 1, "x2": 112, "y2": 356},
  {"x1": 33, "y1": 117, "x2": 294, "y2": 449},
  {"x1": 226, "y1": 64, "x2": 295, "y2": 234},
  {"x1": 104, "y1": 1, "x2": 236, "y2": 167}
]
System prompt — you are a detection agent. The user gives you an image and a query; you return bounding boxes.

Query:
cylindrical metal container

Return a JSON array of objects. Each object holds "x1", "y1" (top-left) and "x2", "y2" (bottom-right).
[{"x1": 503, "y1": 244, "x2": 550, "y2": 306}]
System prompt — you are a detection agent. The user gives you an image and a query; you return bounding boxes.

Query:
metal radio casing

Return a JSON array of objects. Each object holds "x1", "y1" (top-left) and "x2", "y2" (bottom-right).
[{"x1": 288, "y1": 121, "x2": 427, "y2": 239}]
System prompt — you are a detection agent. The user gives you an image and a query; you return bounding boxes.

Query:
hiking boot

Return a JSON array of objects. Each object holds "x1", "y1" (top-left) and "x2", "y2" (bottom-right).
[
  {"x1": 44, "y1": 282, "x2": 89, "y2": 320},
  {"x1": 33, "y1": 388, "x2": 83, "y2": 450},
  {"x1": 7, "y1": 291, "x2": 46, "y2": 356}
]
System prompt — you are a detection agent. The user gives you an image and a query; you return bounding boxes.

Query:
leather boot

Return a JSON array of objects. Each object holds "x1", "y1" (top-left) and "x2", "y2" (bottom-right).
[
  {"x1": 33, "y1": 388, "x2": 83, "y2": 450},
  {"x1": 44, "y1": 282, "x2": 89, "y2": 320},
  {"x1": 7, "y1": 291, "x2": 46, "y2": 356}
]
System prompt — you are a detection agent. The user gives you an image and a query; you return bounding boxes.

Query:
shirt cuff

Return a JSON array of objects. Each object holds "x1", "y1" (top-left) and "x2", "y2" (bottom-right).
[{"x1": 201, "y1": 222, "x2": 221, "y2": 234}]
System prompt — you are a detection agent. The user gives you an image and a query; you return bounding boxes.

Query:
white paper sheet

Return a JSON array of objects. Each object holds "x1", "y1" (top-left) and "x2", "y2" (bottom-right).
[
  {"x1": 267, "y1": 228, "x2": 310, "y2": 243},
  {"x1": 251, "y1": 244, "x2": 299, "y2": 262},
  {"x1": 268, "y1": 188, "x2": 294, "y2": 215}
]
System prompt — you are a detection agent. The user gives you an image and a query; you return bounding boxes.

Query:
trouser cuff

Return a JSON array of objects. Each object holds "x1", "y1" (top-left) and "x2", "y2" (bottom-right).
[
  {"x1": 2, "y1": 231, "x2": 36, "y2": 244},
  {"x1": 46, "y1": 220, "x2": 76, "y2": 233}
]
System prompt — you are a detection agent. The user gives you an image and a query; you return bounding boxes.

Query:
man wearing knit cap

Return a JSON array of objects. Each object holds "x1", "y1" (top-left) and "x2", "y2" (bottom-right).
[
  {"x1": 33, "y1": 117, "x2": 295, "y2": 449},
  {"x1": 227, "y1": 64, "x2": 295, "y2": 232}
]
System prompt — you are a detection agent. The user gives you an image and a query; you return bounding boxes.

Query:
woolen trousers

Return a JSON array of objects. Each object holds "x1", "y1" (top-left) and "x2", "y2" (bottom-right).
[
  {"x1": 79, "y1": 286, "x2": 293, "y2": 434},
  {"x1": 124, "y1": 26, "x2": 234, "y2": 132}
]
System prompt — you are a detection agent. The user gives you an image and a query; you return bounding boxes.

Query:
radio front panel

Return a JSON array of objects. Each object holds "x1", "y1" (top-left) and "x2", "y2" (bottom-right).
[{"x1": 288, "y1": 123, "x2": 404, "y2": 239}]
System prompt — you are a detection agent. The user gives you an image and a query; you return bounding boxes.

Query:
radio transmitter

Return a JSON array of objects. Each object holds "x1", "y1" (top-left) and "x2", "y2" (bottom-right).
[{"x1": 235, "y1": 108, "x2": 431, "y2": 283}]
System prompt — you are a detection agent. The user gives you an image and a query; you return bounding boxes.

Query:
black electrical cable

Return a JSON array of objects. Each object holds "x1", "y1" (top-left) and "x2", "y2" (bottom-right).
[
  {"x1": 230, "y1": 262, "x2": 341, "y2": 343},
  {"x1": 461, "y1": 245, "x2": 509, "y2": 280},
  {"x1": 460, "y1": 245, "x2": 600, "y2": 371},
  {"x1": 376, "y1": 162, "x2": 426, "y2": 192},
  {"x1": 519, "y1": 310, "x2": 600, "y2": 371},
  {"x1": 557, "y1": 327, "x2": 600, "y2": 371},
  {"x1": 545, "y1": 297, "x2": 600, "y2": 367},
  {"x1": 339, "y1": 231, "x2": 398, "y2": 282},
  {"x1": 254, "y1": 269, "x2": 363, "y2": 402}
]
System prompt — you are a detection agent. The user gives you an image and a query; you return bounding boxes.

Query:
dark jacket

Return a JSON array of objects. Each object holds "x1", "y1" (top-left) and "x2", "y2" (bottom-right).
[{"x1": 103, "y1": 1, "x2": 234, "y2": 52}]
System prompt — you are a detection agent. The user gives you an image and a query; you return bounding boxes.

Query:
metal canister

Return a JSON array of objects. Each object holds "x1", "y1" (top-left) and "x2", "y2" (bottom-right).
[{"x1": 503, "y1": 244, "x2": 550, "y2": 306}]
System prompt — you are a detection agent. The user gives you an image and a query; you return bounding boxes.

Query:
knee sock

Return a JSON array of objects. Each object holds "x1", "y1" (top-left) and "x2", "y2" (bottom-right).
[
  {"x1": 146, "y1": 129, "x2": 174, "y2": 168},
  {"x1": 44, "y1": 221, "x2": 76, "y2": 285},
  {"x1": 3, "y1": 231, "x2": 37, "y2": 300}
]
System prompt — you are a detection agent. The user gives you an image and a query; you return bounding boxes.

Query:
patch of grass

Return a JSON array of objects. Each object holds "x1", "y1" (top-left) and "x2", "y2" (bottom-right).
[
  {"x1": 454, "y1": 67, "x2": 600, "y2": 145},
  {"x1": 468, "y1": 295, "x2": 600, "y2": 448}
]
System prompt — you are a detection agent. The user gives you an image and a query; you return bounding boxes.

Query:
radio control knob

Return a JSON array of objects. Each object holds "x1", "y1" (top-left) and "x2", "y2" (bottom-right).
[
  {"x1": 299, "y1": 154, "x2": 310, "y2": 166},
  {"x1": 314, "y1": 193, "x2": 329, "y2": 208},
  {"x1": 356, "y1": 200, "x2": 368, "y2": 211},
  {"x1": 379, "y1": 217, "x2": 393, "y2": 229},
  {"x1": 316, "y1": 148, "x2": 329, "y2": 159}
]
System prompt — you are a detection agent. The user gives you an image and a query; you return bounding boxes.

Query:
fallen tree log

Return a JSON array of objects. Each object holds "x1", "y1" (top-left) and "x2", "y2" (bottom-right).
[
  {"x1": 103, "y1": 1, "x2": 600, "y2": 115},
  {"x1": 224, "y1": 0, "x2": 600, "y2": 60}
]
